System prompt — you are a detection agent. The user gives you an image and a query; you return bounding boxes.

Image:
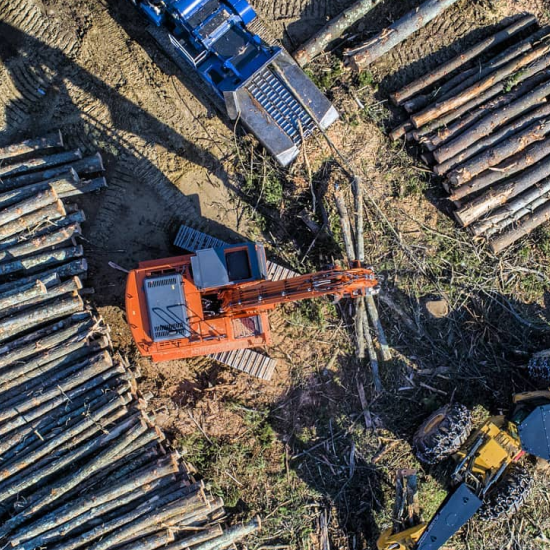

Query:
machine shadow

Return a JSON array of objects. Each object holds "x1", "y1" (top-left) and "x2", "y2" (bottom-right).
[{"x1": 0, "y1": 20, "x2": 259, "y2": 309}]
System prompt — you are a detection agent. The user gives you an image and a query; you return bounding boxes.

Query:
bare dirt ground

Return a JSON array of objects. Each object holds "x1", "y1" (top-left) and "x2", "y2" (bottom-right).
[{"x1": 1, "y1": 0, "x2": 550, "y2": 549}]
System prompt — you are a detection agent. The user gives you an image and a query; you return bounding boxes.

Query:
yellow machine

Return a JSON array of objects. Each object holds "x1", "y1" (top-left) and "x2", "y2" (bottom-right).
[{"x1": 378, "y1": 391, "x2": 550, "y2": 550}]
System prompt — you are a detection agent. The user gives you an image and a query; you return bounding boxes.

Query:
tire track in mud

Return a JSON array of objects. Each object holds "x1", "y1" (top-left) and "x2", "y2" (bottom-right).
[
  {"x1": 0, "y1": 0, "x2": 81, "y2": 138},
  {"x1": 254, "y1": 0, "x2": 351, "y2": 20},
  {"x1": 0, "y1": 0, "x2": 220, "y2": 245}
]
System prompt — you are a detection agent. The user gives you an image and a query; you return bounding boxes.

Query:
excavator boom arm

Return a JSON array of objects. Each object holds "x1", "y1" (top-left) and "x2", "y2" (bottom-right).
[{"x1": 220, "y1": 266, "x2": 378, "y2": 313}]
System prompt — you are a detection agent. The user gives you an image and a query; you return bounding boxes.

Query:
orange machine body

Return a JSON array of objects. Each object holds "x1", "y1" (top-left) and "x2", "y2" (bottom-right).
[{"x1": 125, "y1": 242, "x2": 378, "y2": 362}]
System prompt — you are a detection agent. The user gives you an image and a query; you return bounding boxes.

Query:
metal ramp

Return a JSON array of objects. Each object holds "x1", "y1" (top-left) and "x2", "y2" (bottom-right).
[
  {"x1": 211, "y1": 349, "x2": 277, "y2": 381},
  {"x1": 245, "y1": 67, "x2": 316, "y2": 147},
  {"x1": 174, "y1": 225, "x2": 299, "y2": 281}
]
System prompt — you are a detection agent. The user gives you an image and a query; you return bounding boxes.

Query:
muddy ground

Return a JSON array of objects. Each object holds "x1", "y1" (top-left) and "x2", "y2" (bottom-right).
[{"x1": 1, "y1": 0, "x2": 550, "y2": 549}]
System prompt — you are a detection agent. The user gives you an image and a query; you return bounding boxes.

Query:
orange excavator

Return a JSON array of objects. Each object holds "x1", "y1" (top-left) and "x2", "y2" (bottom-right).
[{"x1": 125, "y1": 236, "x2": 378, "y2": 378}]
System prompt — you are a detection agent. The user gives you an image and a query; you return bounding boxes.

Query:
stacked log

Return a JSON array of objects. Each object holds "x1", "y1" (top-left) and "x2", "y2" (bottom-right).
[
  {"x1": 0, "y1": 133, "x2": 260, "y2": 550},
  {"x1": 389, "y1": 15, "x2": 550, "y2": 253}
]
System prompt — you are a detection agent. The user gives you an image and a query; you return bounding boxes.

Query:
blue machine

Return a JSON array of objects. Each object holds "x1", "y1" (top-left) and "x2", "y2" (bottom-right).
[{"x1": 127, "y1": 0, "x2": 339, "y2": 165}]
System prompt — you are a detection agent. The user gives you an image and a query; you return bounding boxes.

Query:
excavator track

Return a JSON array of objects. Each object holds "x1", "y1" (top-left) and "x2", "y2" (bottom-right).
[{"x1": 211, "y1": 349, "x2": 277, "y2": 380}]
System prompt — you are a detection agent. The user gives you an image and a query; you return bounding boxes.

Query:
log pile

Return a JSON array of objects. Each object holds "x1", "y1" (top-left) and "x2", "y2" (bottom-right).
[
  {"x1": 388, "y1": 15, "x2": 550, "y2": 253},
  {"x1": 0, "y1": 133, "x2": 260, "y2": 550}
]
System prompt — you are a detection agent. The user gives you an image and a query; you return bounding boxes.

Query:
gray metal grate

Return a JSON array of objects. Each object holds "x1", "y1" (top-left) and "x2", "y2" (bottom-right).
[
  {"x1": 211, "y1": 348, "x2": 277, "y2": 380},
  {"x1": 245, "y1": 67, "x2": 315, "y2": 146}
]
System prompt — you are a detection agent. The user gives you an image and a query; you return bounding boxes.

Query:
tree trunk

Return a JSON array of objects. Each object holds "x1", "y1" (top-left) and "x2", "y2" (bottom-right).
[
  {"x1": 434, "y1": 102, "x2": 550, "y2": 174},
  {"x1": 334, "y1": 188, "x2": 356, "y2": 261},
  {"x1": 448, "y1": 118, "x2": 550, "y2": 186},
  {"x1": 0, "y1": 311, "x2": 91, "y2": 357},
  {"x1": 0, "y1": 201, "x2": 66, "y2": 241},
  {"x1": 390, "y1": 120, "x2": 414, "y2": 141},
  {"x1": 450, "y1": 137, "x2": 550, "y2": 201},
  {"x1": 13, "y1": 456, "x2": 180, "y2": 546},
  {"x1": 0, "y1": 153, "x2": 104, "y2": 190},
  {"x1": 454, "y1": 154, "x2": 550, "y2": 226},
  {"x1": 0, "y1": 187, "x2": 59, "y2": 227},
  {"x1": 294, "y1": 0, "x2": 382, "y2": 67},
  {"x1": 434, "y1": 78, "x2": 550, "y2": 163},
  {"x1": 366, "y1": 295, "x2": 391, "y2": 361},
  {"x1": 411, "y1": 43, "x2": 550, "y2": 128},
  {"x1": 489, "y1": 199, "x2": 550, "y2": 252},
  {"x1": 471, "y1": 177, "x2": 550, "y2": 236},
  {"x1": 0, "y1": 210, "x2": 85, "y2": 251},
  {"x1": 0, "y1": 172, "x2": 77, "y2": 210},
  {"x1": 58, "y1": 176, "x2": 107, "y2": 198},
  {"x1": 0, "y1": 131, "x2": 64, "y2": 161},
  {"x1": 344, "y1": 0, "x2": 461, "y2": 70},
  {"x1": 0, "y1": 316, "x2": 96, "y2": 369},
  {"x1": 160, "y1": 525, "x2": 224, "y2": 550},
  {"x1": 0, "y1": 280, "x2": 46, "y2": 315},
  {"x1": 391, "y1": 14, "x2": 537, "y2": 105},
  {"x1": 189, "y1": 517, "x2": 262, "y2": 550},
  {"x1": 0, "y1": 292, "x2": 83, "y2": 343},
  {"x1": 0, "y1": 150, "x2": 83, "y2": 178},
  {"x1": 0, "y1": 245, "x2": 83, "y2": 277}
]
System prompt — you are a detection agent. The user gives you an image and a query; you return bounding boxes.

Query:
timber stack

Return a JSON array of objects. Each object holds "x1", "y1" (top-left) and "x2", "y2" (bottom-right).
[
  {"x1": 0, "y1": 133, "x2": 260, "y2": 550},
  {"x1": 388, "y1": 14, "x2": 550, "y2": 253}
]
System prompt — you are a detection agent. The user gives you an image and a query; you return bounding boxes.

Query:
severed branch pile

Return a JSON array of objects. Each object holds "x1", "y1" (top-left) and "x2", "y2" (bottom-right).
[
  {"x1": 0, "y1": 133, "x2": 260, "y2": 550},
  {"x1": 389, "y1": 15, "x2": 550, "y2": 253}
]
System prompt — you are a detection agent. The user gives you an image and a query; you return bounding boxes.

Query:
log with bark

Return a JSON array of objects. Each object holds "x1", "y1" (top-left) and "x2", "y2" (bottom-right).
[
  {"x1": 0, "y1": 131, "x2": 64, "y2": 161},
  {"x1": 489, "y1": 199, "x2": 550, "y2": 252},
  {"x1": 0, "y1": 201, "x2": 66, "y2": 241},
  {"x1": 426, "y1": 69, "x2": 550, "y2": 152},
  {"x1": 411, "y1": 42, "x2": 550, "y2": 128},
  {"x1": 0, "y1": 223, "x2": 81, "y2": 265},
  {"x1": 294, "y1": 0, "x2": 382, "y2": 67},
  {"x1": 189, "y1": 517, "x2": 262, "y2": 550},
  {"x1": 0, "y1": 172, "x2": 78, "y2": 210},
  {"x1": 447, "y1": 118, "x2": 550, "y2": 186},
  {"x1": 471, "y1": 177, "x2": 550, "y2": 236},
  {"x1": 0, "y1": 153, "x2": 104, "y2": 190},
  {"x1": 12, "y1": 456, "x2": 180, "y2": 546},
  {"x1": 0, "y1": 187, "x2": 60, "y2": 227},
  {"x1": 0, "y1": 150, "x2": 83, "y2": 178},
  {"x1": 58, "y1": 176, "x2": 108, "y2": 198},
  {"x1": 0, "y1": 244, "x2": 84, "y2": 277},
  {"x1": 454, "y1": 153, "x2": 550, "y2": 226},
  {"x1": 434, "y1": 102, "x2": 550, "y2": 174},
  {"x1": 450, "y1": 137, "x2": 550, "y2": 201},
  {"x1": 0, "y1": 210, "x2": 85, "y2": 251},
  {"x1": 391, "y1": 14, "x2": 537, "y2": 106},
  {"x1": 344, "y1": 0, "x2": 461, "y2": 70},
  {"x1": 404, "y1": 24, "x2": 550, "y2": 114},
  {"x1": 0, "y1": 316, "x2": 96, "y2": 369},
  {"x1": 434, "y1": 77, "x2": 550, "y2": 163},
  {"x1": 0, "y1": 292, "x2": 84, "y2": 343}
]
